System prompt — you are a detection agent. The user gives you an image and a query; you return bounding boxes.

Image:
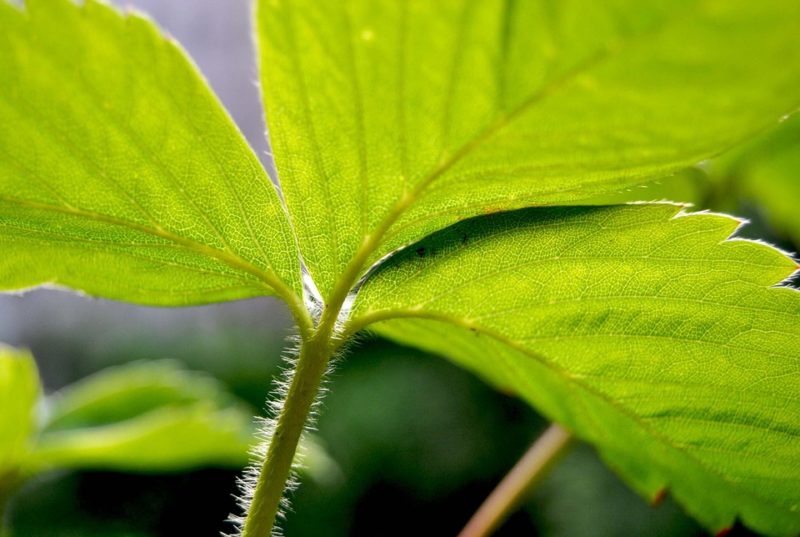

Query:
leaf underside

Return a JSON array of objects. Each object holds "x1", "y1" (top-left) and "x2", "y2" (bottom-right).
[
  {"x1": 257, "y1": 0, "x2": 800, "y2": 297},
  {"x1": 0, "y1": 0, "x2": 301, "y2": 305},
  {"x1": 353, "y1": 203, "x2": 800, "y2": 536}
]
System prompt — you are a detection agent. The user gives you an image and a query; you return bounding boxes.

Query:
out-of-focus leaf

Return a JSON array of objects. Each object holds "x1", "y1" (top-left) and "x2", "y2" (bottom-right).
[
  {"x1": 296, "y1": 435, "x2": 343, "y2": 487},
  {"x1": 712, "y1": 114, "x2": 800, "y2": 244},
  {"x1": 27, "y1": 361, "x2": 253, "y2": 472},
  {"x1": 256, "y1": 0, "x2": 800, "y2": 296},
  {"x1": 29, "y1": 405, "x2": 252, "y2": 472},
  {"x1": 43, "y1": 360, "x2": 233, "y2": 432},
  {"x1": 352, "y1": 204, "x2": 800, "y2": 536},
  {"x1": 0, "y1": 346, "x2": 39, "y2": 476},
  {"x1": 0, "y1": 0, "x2": 301, "y2": 305}
]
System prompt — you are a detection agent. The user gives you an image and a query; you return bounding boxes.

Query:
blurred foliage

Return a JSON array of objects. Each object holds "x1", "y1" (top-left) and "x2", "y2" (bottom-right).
[
  {"x1": 709, "y1": 114, "x2": 800, "y2": 246},
  {"x1": 0, "y1": 347, "x2": 38, "y2": 479},
  {"x1": 30, "y1": 360, "x2": 254, "y2": 473},
  {"x1": 5, "y1": 339, "x2": 722, "y2": 537},
  {"x1": 0, "y1": 350, "x2": 254, "y2": 536},
  {"x1": 1, "y1": 0, "x2": 799, "y2": 534}
]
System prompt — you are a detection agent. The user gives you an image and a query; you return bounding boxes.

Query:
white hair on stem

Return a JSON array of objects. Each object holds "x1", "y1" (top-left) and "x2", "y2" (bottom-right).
[{"x1": 225, "y1": 294, "x2": 351, "y2": 536}]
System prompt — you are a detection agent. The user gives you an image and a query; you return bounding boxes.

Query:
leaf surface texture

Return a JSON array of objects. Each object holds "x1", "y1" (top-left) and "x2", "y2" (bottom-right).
[
  {"x1": 352, "y1": 204, "x2": 800, "y2": 536},
  {"x1": 256, "y1": 0, "x2": 800, "y2": 296},
  {"x1": 0, "y1": 0, "x2": 301, "y2": 305}
]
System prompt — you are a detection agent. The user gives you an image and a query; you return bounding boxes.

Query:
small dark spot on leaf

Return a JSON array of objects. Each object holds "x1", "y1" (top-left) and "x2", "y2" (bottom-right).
[
  {"x1": 461, "y1": 233, "x2": 469, "y2": 245},
  {"x1": 416, "y1": 247, "x2": 426, "y2": 257}
]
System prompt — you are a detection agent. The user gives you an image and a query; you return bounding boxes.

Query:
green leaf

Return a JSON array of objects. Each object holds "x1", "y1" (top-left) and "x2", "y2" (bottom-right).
[
  {"x1": 583, "y1": 168, "x2": 708, "y2": 206},
  {"x1": 295, "y1": 434, "x2": 343, "y2": 486},
  {"x1": 42, "y1": 360, "x2": 234, "y2": 432},
  {"x1": 26, "y1": 360, "x2": 253, "y2": 472},
  {"x1": 712, "y1": 114, "x2": 800, "y2": 244},
  {"x1": 351, "y1": 204, "x2": 800, "y2": 536},
  {"x1": 0, "y1": 346, "x2": 39, "y2": 476},
  {"x1": 256, "y1": 0, "x2": 800, "y2": 296},
  {"x1": 0, "y1": 0, "x2": 301, "y2": 306},
  {"x1": 29, "y1": 406, "x2": 252, "y2": 473}
]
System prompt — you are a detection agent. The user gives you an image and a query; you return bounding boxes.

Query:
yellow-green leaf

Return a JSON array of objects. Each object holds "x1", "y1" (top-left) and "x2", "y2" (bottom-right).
[
  {"x1": 0, "y1": 346, "x2": 39, "y2": 476},
  {"x1": 712, "y1": 114, "x2": 800, "y2": 244},
  {"x1": 352, "y1": 204, "x2": 800, "y2": 536},
  {"x1": 256, "y1": 0, "x2": 800, "y2": 297},
  {"x1": 29, "y1": 360, "x2": 254, "y2": 472},
  {"x1": 0, "y1": 0, "x2": 301, "y2": 306},
  {"x1": 29, "y1": 406, "x2": 252, "y2": 472}
]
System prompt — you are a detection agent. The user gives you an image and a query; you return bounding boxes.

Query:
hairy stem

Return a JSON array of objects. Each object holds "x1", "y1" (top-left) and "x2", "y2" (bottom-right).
[
  {"x1": 238, "y1": 178, "x2": 422, "y2": 535},
  {"x1": 241, "y1": 330, "x2": 334, "y2": 537},
  {"x1": 458, "y1": 424, "x2": 574, "y2": 537}
]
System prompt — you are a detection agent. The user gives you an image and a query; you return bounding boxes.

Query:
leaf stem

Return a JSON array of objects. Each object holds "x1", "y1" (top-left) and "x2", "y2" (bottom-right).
[
  {"x1": 241, "y1": 219, "x2": 365, "y2": 536},
  {"x1": 240, "y1": 329, "x2": 334, "y2": 537},
  {"x1": 457, "y1": 424, "x2": 573, "y2": 537},
  {"x1": 237, "y1": 156, "x2": 438, "y2": 536}
]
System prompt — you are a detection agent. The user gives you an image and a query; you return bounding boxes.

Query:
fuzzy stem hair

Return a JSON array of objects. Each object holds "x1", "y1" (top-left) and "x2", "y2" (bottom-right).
[{"x1": 232, "y1": 327, "x2": 336, "y2": 537}]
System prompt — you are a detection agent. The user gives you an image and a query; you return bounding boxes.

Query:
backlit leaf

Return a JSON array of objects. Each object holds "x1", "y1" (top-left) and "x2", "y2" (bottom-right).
[
  {"x1": 29, "y1": 406, "x2": 252, "y2": 472},
  {"x1": 0, "y1": 0, "x2": 301, "y2": 306},
  {"x1": 352, "y1": 204, "x2": 800, "y2": 536},
  {"x1": 256, "y1": 0, "x2": 800, "y2": 296},
  {"x1": 43, "y1": 360, "x2": 234, "y2": 432}
]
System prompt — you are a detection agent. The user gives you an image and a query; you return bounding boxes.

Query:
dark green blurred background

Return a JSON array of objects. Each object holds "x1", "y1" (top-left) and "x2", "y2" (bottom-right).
[
  {"x1": 3, "y1": 328, "x2": 712, "y2": 537},
  {"x1": 0, "y1": 1, "x2": 792, "y2": 535}
]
